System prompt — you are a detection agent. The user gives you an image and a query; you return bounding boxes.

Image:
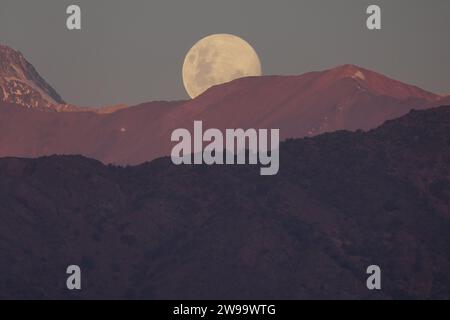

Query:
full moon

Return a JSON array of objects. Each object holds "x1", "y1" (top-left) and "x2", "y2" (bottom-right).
[{"x1": 182, "y1": 34, "x2": 262, "y2": 99}]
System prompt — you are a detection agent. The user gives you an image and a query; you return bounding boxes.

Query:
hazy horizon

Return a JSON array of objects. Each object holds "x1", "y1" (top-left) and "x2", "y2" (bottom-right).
[{"x1": 1, "y1": 0, "x2": 450, "y2": 106}]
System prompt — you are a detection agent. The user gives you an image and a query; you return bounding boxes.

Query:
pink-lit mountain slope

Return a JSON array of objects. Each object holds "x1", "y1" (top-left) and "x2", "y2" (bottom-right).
[{"x1": 1, "y1": 48, "x2": 447, "y2": 165}]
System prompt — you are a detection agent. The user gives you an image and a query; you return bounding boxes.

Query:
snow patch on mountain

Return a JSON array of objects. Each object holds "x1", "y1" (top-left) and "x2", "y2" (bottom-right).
[{"x1": 352, "y1": 70, "x2": 366, "y2": 81}]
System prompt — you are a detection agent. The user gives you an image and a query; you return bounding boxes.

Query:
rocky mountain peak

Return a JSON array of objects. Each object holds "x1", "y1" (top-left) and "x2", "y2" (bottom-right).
[{"x1": 0, "y1": 44, "x2": 65, "y2": 109}]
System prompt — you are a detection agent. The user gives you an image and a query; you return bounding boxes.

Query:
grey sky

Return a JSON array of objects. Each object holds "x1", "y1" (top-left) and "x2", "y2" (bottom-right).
[{"x1": 1, "y1": 0, "x2": 449, "y2": 106}]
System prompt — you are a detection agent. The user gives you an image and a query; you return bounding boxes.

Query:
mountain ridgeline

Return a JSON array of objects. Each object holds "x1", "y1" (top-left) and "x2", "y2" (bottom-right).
[
  {"x1": 0, "y1": 106, "x2": 449, "y2": 299},
  {"x1": 1, "y1": 44, "x2": 450, "y2": 165}
]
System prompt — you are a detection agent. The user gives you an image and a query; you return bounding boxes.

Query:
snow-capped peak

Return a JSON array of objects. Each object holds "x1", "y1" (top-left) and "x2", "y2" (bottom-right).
[{"x1": 0, "y1": 44, "x2": 65, "y2": 110}]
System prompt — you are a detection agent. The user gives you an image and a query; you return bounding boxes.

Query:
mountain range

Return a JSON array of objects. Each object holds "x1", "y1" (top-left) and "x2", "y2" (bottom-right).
[
  {"x1": 1, "y1": 44, "x2": 449, "y2": 165},
  {"x1": 1, "y1": 44, "x2": 450, "y2": 299},
  {"x1": 0, "y1": 105, "x2": 449, "y2": 299}
]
